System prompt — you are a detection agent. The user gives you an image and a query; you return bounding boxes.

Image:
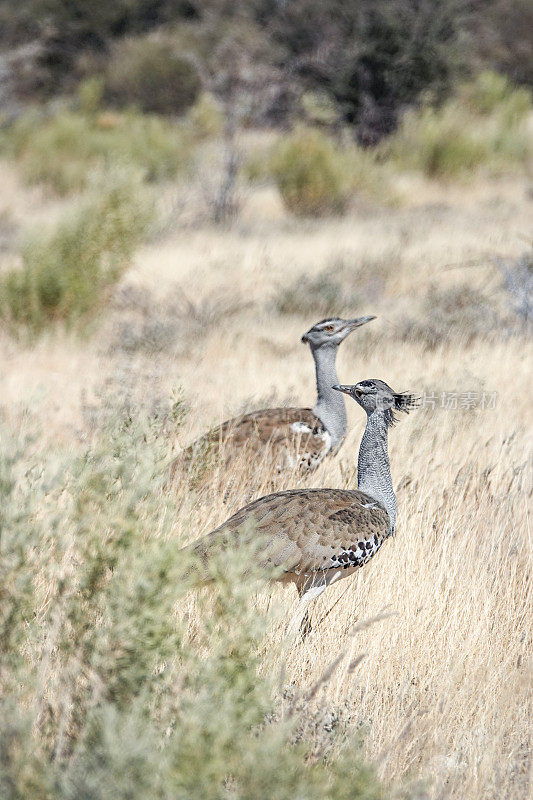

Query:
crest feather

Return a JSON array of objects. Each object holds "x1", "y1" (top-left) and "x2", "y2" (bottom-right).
[{"x1": 385, "y1": 392, "x2": 419, "y2": 426}]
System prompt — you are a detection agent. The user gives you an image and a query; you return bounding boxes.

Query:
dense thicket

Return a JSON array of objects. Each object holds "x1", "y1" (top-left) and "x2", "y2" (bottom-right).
[
  {"x1": 260, "y1": 0, "x2": 481, "y2": 142},
  {"x1": 1, "y1": 0, "x2": 531, "y2": 141}
]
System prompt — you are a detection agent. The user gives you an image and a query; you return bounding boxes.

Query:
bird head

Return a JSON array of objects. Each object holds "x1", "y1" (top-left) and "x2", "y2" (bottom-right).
[
  {"x1": 301, "y1": 316, "x2": 375, "y2": 348},
  {"x1": 333, "y1": 379, "x2": 418, "y2": 425}
]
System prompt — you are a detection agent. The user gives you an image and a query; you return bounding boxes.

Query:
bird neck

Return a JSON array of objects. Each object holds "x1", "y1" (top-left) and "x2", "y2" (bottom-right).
[
  {"x1": 311, "y1": 344, "x2": 346, "y2": 448},
  {"x1": 357, "y1": 410, "x2": 396, "y2": 532}
]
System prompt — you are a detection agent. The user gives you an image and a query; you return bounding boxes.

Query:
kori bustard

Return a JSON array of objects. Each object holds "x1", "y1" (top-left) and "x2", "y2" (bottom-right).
[
  {"x1": 183, "y1": 379, "x2": 416, "y2": 634},
  {"x1": 170, "y1": 316, "x2": 375, "y2": 477}
]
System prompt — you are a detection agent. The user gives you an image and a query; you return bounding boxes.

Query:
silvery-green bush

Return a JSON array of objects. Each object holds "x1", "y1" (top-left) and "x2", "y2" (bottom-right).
[
  {"x1": 0, "y1": 409, "x2": 383, "y2": 800},
  {"x1": 0, "y1": 169, "x2": 152, "y2": 335}
]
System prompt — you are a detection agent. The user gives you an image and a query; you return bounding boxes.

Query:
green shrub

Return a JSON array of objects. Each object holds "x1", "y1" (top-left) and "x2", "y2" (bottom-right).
[
  {"x1": 388, "y1": 73, "x2": 532, "y2": 179},
  {"x1": 268, "y1": 128, "x2": 390, "y2": 215},
  {"x1": 301, "y1": 90, "x2": 341, "y2": 126},
  {"x1": 0, "y1": 91, "x2": 192, "y2": 196},
  {"x1": 105, "y1": 36, "x2": 202, "y2": 116},
  {"x1": 0, "y1": 170, "x2": 152, "y2": 334},
  {"x1": 0, "y1": 415, "x2": 383, "y2": 800},
  {"x1": 459, "y1": 70, "x2": 532, "y2": 132},
  {"x1": 270, "y1": 128, "x2": 351, "y2": 216},
  {"x1": 460, "y1": 71, "x2": 523, "y2": 116},
  {"x1": 187, "y1": 92, "x2": 224, "y2": 139},
  {"x1": 78, "y1": 76, "x2": 105, "y2": 117},
  {"x1": 388, "y1": 105, "x2": 490, "y2": 178}
]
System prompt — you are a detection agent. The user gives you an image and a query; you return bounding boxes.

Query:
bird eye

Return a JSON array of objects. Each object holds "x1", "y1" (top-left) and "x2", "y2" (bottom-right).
[{"x1": 323, "y1": 325, "x2": 335, "y2": 332}]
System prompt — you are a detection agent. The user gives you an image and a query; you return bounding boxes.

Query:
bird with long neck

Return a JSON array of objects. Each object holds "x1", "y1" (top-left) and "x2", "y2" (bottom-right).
[
  {"x1": 306, "y1": 326, "x2": 350, "y2": 451},
  {"x1": 182, "y1": 379, "x2": 416, "y2": 635},
  {"x1": 350, "y1": 380, "x2": 399, "y2": 532},
  {"x1": 170, "y1": 316, "x2": 375, "y2": 477}
]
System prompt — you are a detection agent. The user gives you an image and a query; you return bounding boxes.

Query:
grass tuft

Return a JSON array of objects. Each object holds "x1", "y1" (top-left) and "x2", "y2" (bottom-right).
[
  {"x1": 104, "y1": 36, "x2": 202, "y2": 116},
  {"x1": 0, "y1": 169, "x2": 152, "y2": 335},
  {"x1": 270, "y1": 129, "x2": 350, "y2": 217},
  {"x1": 268, "y1": 128, "x2": 390, "y2": 216},
  {"x1": 0, "y1": 93, "x2": 192, "y2": 196},
  {"x1": 387, "y1": 71, "x2": 532, "y2": 178}
]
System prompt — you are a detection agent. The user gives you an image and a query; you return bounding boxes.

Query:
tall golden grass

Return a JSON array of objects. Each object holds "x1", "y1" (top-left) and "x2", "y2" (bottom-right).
[{"x1": 1, "y1": 161, "x2": 531, "y2": 798}]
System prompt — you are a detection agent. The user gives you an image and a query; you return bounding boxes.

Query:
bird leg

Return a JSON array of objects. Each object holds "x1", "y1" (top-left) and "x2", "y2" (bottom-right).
[
  {"x1": 300, "y1": 609, "x2": 313, "y2": 639},
  {"x1": 287, "y1": 570, "x2": 344, "y2": 641},
  {"x1": 287, "y1": 584, "x2": 327, "y2": 641}
]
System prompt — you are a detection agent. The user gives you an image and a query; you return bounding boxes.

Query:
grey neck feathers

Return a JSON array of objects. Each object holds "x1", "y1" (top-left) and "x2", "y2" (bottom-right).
[
  {"x1": 357, "y1": 410, "x2": 396, "y2": 533},
  {"x1": 311, "y1": 344, "x2": 346, "y2": 449}
]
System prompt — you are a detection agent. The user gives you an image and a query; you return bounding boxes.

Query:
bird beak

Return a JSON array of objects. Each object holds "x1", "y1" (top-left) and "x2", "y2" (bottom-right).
[
  {"x1": 332, "y1": 384, "x2": 352, "y2": 395},
  {"x1": 342, "y1": 316, "x2": 376, "y2": 335}
]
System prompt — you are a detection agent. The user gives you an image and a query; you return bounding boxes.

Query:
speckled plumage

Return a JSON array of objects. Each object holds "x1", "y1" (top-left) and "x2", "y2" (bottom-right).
[
  {"x1": 189, "y1": 487, "x2": 390, "y2": 590},
  {"x1": 172, "y1": 407, "x2": 330, "y2": 476},
  {"x1": 170, "y1": 316, "x2": 375, "y2": 479},
  {"x1": 182, "y1": 379, "x2": 417, "y2": 619}
]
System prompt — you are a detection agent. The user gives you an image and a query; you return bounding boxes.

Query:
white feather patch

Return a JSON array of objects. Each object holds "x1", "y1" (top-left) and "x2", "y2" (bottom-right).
[{"x1": 290, "y1": 422, "x2": 314, "y2": 434}]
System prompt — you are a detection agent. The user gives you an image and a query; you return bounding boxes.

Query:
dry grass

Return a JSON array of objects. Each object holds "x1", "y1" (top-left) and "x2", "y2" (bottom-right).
[{"x1": 1, "y1": 160, "x2": 532, "y2": 799}]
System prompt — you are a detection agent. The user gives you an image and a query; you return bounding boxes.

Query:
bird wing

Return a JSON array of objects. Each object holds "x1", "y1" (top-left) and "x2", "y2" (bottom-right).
[
  {"x1": 173, "y1": 408, "x2": 330, "y2": 475},
  {"x1": 190, "y1": 488, "x2": 390, "y2": 576}
]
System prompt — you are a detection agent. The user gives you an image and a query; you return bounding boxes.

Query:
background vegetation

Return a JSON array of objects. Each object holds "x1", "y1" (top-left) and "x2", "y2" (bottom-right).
[
  {"x1": 1, "y1": 0, "x2": 532, "y2": 136},
  {"x1": 0, "y1": 168, "x2": 152, "y2": 333}
]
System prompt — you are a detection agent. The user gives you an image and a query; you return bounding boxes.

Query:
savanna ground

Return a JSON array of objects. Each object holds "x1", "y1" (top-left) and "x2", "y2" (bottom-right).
[{"x1": 1, "y1": 143, "x2": 531, "y2": 799}]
